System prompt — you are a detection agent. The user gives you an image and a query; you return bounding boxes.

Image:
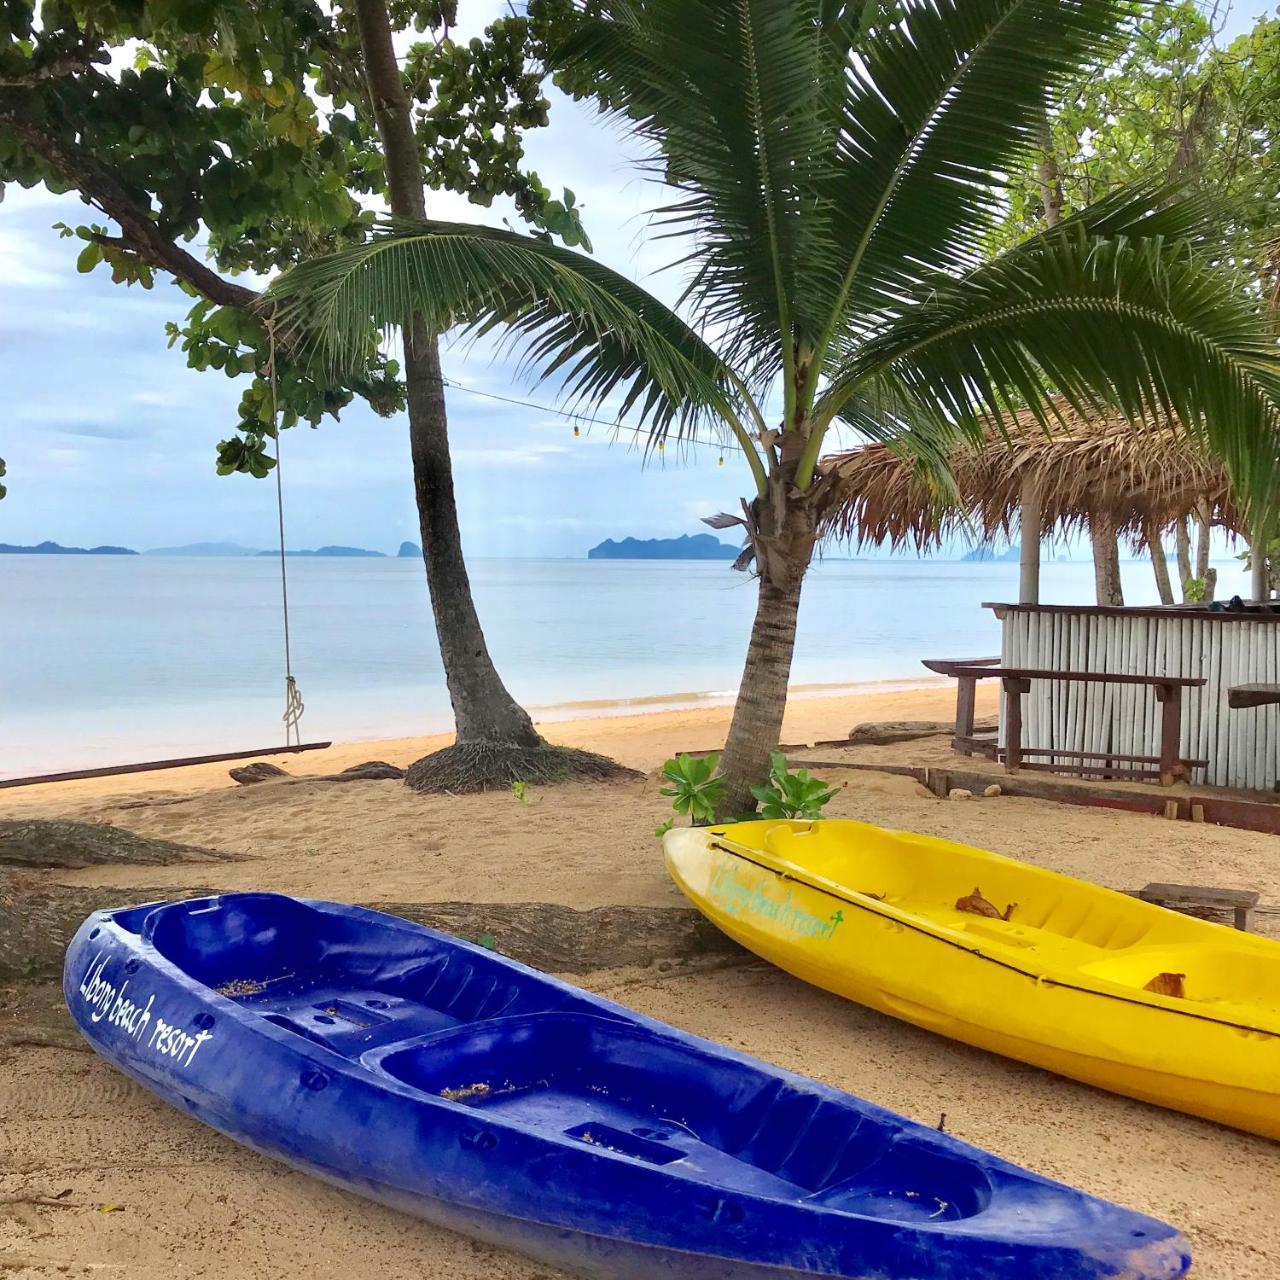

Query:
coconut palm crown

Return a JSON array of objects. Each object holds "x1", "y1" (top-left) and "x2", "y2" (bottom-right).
[{"x1": 273, "y1": 0, "x2": 1280, "y2": 818}]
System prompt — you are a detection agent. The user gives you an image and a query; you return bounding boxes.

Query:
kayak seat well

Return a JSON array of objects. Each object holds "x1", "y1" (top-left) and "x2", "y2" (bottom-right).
[
  {"x1": 133, "y1": 895, "x2": 604, "y2": 1059},
  {"x1": 375, "y1": 1013, "x2": 993, "y2": 1221},
  {"x1": 1079, "y1": 946, "x2": 1280, "y2": 1010},
  {"x1": 752, "y1": 822, "x2": 1157, "y2": 961}
]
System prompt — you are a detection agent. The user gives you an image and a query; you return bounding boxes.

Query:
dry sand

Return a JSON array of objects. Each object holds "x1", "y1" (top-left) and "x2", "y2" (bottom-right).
[{"x1": 3, "y1": 685, "x2": 1278, "y2": 1278}]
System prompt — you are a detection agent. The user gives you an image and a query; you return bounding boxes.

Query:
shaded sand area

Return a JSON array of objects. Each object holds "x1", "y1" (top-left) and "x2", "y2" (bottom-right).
[{"x1": 3, "y1": 684, "x2": 1279, "y2": 1278}]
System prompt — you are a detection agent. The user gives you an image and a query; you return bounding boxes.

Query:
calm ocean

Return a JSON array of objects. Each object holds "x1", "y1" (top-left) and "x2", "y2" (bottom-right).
[{"x1": 1, "y1": 553, "x2": 1252, "y2": 778}]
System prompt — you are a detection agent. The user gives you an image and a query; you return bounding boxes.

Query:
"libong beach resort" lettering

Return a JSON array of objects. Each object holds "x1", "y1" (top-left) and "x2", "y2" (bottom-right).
[
  {"x1": 708, "y1": 861, "x2": 844, "y2": 942},
  {"x1": 78, "y1": 952, "x2": 213, "y2": 1069}
]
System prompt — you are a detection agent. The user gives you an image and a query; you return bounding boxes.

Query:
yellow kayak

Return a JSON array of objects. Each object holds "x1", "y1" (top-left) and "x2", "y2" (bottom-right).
[{"x1": 665, "y1": 818, "x2": 1280, "y2": 1139}]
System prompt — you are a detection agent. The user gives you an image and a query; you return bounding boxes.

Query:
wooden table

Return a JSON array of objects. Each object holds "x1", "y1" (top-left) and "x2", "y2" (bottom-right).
[{"x1": 924, "y1": 660, "x2": 1207, "y2": 785}]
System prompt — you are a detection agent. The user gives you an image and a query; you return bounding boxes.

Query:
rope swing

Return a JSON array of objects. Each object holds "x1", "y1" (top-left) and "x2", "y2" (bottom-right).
[{"x1": 266, "y1": 316, "x2": 305, "y2": 748}]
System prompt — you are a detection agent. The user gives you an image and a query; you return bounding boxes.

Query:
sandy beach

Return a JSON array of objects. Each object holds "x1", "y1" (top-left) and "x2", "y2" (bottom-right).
[{"x1": 3, "y1": 683, "x2": 1278, "y2": 1279}]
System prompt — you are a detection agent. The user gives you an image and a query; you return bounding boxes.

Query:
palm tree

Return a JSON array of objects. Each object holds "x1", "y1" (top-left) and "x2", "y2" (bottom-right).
[{"x1": 273, "y1": 0, "x2": 1280, "y2": 818}]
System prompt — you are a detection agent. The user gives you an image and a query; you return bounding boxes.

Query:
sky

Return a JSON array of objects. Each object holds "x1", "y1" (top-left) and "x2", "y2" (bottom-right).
[{"x1": 0, "y1": 1, "x2": 1268, "y2": 558}]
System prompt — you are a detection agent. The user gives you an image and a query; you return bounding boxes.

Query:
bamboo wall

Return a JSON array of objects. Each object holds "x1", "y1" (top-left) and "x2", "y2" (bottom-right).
[{"x1": 997, "y1": 607, "x2": 1280, "y2": 791}]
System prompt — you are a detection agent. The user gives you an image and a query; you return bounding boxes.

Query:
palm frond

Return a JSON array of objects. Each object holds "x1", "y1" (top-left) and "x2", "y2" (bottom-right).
[
  {"x1": 554, "y1": 0, "x2": 839, "y2": 387},
  {"x1": 821, "y1": 220, "x2": 1280, "y2": 522},
  {"x1": 268, "y1": 218, "x2": 748, "y2": 451},
  {"x1": 817, "y1": 0, "x2": 1133, "y2": 344}
]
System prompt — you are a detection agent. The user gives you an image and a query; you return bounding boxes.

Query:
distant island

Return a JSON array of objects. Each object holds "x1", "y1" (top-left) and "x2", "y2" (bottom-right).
[
  {"x1": 2, "y1": 539, "x2": 410, "y2": 557},
  {"x1": 145, "y1": 542, "x2": 260, "y2": 557},
  {"x1": 0, "y1": 540, "x2": 137, "y2": 556},
  {"x1": 588, "y1": 533, "x2": 740, "y2": 561},
  {"x1": 256, "y1": 545, "x2": 385, "y2": 558},
  {"x1": 961, "y1": 544, "x2": 1021, "y2": 563}
]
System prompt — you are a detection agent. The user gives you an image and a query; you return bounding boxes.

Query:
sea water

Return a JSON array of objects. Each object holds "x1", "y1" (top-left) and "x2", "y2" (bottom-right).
[{"x1": 0, "y1": 554, "x2": 1252, "y2": 777}]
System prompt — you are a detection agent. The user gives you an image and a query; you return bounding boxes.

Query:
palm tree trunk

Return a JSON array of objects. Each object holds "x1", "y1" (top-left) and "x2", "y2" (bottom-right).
[
  {"x1": 1194, "y1": 501, "x2": 1211, "y2": 581},
  {"x1": 351, "y1": 0, "x2": 634, "y2": 792},
  {"x1": 356, "y1": 0, "x2": 540, "y2": 753},
  {"x1": 1174, "y1": 517, "x2": 1193, "y2": 599},
  {"x1": 1091, "y1": 515, "x2": 1124, "y2": 606},
  {"x1": 1145, "y1": 521, "x2": 1174, "y2": 606},
  {"x1": 716, "y1": 572, "x2": 805, "y2": 819},
  {"x1": 1194, "y1": 501, "x2": 1217, "y2": 603},
  {"x1": 715, "y1": 484, "x2": 817, "y2": 820}
]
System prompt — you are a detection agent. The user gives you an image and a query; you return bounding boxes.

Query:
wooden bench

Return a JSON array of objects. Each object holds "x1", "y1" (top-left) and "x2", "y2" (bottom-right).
[
  {"x1": 1228, "y1": 683, "x2": 1280, "y2": 710},
  {"x1": 1138, "y1": 882, "x2": 1259, "y2": 932},
  {"x1": 922, "y1": 659, "x2": 1207, "y2": 786}
]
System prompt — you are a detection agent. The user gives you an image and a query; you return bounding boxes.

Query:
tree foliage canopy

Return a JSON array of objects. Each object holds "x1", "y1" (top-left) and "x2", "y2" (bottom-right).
[
  {"x1": 274, "y1": 0, "x2": 1280, "y2": 524},
  {"x1": 0, "y1": 0, "x2": 584, "y2": 491},
  {"x1": 992, "y1": 1, "x2": 1279, "y2": 304}
]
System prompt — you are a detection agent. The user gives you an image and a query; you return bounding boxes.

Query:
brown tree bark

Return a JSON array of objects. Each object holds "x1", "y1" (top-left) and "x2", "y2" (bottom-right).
[
  {"x1": 1036, "y1": 115, "x2": 1065, "y2": 229},
  {"x1": 0, "y1": 91, "x2": 258, "y2": 310},
  {"x1": 1145, "y1": 521, "x2": 1175, "y2": 605},
  {"x1": 715, "y1": 478, "x2": 817, "y2": 820},
  {"x1": 1091, "y1": 515, "x2": 1125, "y2": 606},
  {"x1": 1174, "y1": 517, "x2": 1193, "y2": 598},
  {"x1": 354, "y1": 0, "x2": 542, "y2": 754}
]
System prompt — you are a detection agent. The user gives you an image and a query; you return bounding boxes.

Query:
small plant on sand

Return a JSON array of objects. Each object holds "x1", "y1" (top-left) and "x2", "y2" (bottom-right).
[
  {"x1": 659, "y1": 753, "x2": 725, "y2": 827},
  {"x1": 511, "y1": 779, "x2": 529, "y2": 803},
  {"x1": 750, "y1": 753, "x2": 838, "y2": 822}
]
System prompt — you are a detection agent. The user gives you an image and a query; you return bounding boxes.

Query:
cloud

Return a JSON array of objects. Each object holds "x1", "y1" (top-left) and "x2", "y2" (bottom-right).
[
  {"x1": 451, "y1": 443, "x2": 571, "y2": 467},
  {"x1": 0, "y1": 227, "x2": 65, "y2": 289}
]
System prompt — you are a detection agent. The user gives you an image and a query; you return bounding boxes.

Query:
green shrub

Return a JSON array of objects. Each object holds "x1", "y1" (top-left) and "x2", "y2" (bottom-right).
[
  {"x1": 749, "y1": 751, "x2": 838, "y2": 820},
  {"x1": 658, "y1": 752, "x2": 725, "y2": 826}
]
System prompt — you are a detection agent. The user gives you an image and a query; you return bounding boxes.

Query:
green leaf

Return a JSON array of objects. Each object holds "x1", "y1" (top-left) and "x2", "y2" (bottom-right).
[
  {"x1": 270, "y1": 218, "x2": 741, "y2": 449},
  {"x1": 658, "y1": 752, "x2": 726, "y2": 825},
  {"x1": 76, "y1": 243, "x2": 101, "y2": 273}
]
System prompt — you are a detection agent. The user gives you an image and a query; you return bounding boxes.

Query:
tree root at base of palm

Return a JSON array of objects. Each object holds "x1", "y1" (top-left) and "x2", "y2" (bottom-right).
[{"x1": 404, "y1": 741, "x2": 641, "y2": 794}]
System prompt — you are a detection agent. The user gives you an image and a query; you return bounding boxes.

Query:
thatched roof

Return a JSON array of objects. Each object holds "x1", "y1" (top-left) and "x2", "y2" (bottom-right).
[{"x1": 816, "y1": 401, "x2": 1242, "y2": 552}]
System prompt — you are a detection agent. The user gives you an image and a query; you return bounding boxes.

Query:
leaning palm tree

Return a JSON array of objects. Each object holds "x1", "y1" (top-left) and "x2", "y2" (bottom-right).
[{"x1": 273, "y1": 0, "x2": 1280, "y2": 818}]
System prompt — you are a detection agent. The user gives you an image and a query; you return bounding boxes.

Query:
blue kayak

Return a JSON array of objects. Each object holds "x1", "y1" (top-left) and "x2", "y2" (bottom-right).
[{"x1": 64, "y1": 893, "x2": 1189, "y2": 1279}]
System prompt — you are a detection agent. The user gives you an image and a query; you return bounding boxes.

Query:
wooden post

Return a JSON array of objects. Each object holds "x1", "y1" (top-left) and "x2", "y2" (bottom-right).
[
  {"x1": 955, "y1": 675, "x2": 977, "y2": 755},
  {"x1": 1002, "y1": 677, "x2": 1031, "y2": 773},
  {"x1": 1156, "y1": 682, "x2": 1183, "y2": 787},
  {"x1": 1019, "y1": 477, "x2": 1042, "y2": 605}
]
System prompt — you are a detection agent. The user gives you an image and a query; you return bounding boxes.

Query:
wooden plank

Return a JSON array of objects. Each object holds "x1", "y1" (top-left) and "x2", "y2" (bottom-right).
[
  {"x1": 1140, "y1": 882, "x2": 1260, "y2": 909},
  {"x1": 1228, "y1": 683, "x2": 1280, "y2": 709},
  {"x1": 921, "y1": 656, "x2": 1001, "y2": 676},
  {"x1": 1013, "y1": 761, "x2": 1161, "y2": 781},
  {"x1": 928, "y1": 767, "x2": 1280, "y2": 836},
  {"x1": 984, "y1": 602, "x2": 1280, "y2": 623},
  {"x1": 1139, "y1": 882, "x2": 1259, "y2": 932},
  {"x1": 0, "y1": 742, "x2": 335, "y2": 790},
  {"x1": 1008, "y1": 747, "x2": 1208, "y2": 766},
  {"x1": 937, "y1": 665, "x2": 1206, "y2": 688}
]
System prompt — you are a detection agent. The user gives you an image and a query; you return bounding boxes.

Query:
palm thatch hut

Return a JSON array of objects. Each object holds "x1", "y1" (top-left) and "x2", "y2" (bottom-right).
[
  {"x1": 817, "y1": 404, "x2": 1279, "y2": 792},
  {"x1": 815, "y1": 401, "x2": 1248, "y2": 606}
]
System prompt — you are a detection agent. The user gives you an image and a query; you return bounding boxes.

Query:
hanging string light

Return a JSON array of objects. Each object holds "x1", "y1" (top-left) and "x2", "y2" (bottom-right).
[{"x1": 437, "y1": 375, "x2": 746, "y2": 458}]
